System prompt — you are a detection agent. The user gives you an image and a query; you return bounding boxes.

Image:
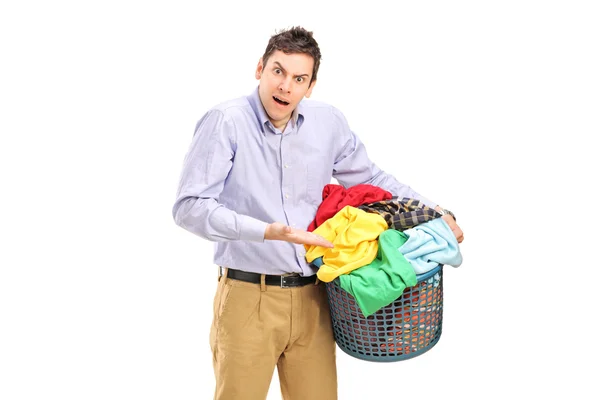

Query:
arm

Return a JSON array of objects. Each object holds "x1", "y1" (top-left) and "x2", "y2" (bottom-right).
[
  {"x1": 172, "y1": 110, "x2": 267, "y2": 242},
  {"x1": 330, "y1": 107, "x2": 436, "y2": 208},
  {"x1": 172, "y1": 110, "x2": 333, "y2": 248},
  {"x1": 331, "y1": 108, "x2": 464, "y2": 243}
]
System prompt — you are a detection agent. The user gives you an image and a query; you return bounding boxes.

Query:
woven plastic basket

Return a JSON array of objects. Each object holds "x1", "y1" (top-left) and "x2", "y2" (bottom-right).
[{"x1": 325, "y1": 265, "x2": 443, "y2": 362}]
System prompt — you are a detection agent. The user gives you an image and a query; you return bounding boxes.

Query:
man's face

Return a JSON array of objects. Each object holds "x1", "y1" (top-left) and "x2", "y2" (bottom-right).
[{"x1": 255, "y1": 50, "x2": 316, "y2": 131}]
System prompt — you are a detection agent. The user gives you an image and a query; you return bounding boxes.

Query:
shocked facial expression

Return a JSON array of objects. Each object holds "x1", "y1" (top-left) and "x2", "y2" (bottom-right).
[{"x1": 255, "y1": 50, "x2": 316, "y2": 131}]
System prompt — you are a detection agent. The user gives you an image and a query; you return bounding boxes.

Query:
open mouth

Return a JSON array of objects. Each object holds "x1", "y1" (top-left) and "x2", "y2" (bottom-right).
[{"x1": 273, "y1": 96, "x2": 290, "y2": 106}]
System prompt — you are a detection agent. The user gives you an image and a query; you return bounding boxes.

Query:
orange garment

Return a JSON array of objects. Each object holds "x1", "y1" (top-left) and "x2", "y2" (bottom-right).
[{"x1": 305, "y1": 206, "x2": 388, "y2": 282}]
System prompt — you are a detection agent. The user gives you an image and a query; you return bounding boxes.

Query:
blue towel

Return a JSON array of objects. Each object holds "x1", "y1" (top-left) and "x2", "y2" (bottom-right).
[{"x1": 399, "y1": 218, "x2": 462, "y2": 274}]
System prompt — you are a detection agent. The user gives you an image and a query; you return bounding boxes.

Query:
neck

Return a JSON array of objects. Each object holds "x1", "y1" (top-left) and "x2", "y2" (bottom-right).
[{"x1": 272, "y1": 117, "x2": 291, "y2": 131}]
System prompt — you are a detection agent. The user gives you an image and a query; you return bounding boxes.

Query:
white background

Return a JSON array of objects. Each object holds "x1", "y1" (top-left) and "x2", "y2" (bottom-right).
[{"x1": 1, "y1": 0, "x2": 599, "y2": 399}]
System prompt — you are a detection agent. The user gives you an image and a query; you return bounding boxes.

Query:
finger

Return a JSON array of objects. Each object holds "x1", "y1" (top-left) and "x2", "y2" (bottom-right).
[{"x1": 309, "y1": 234, "x2": 334, "y2": 248}]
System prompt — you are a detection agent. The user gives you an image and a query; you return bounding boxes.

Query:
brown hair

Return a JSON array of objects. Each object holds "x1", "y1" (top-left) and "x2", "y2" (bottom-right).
[{"x1": 261, "y1": 26, "x2": 322, "y2": 85}]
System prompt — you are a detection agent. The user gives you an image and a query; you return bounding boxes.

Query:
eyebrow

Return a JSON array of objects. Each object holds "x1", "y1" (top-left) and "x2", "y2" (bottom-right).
[{"x1": 273, "y1": 61, "x2": 310, "y2": 78}]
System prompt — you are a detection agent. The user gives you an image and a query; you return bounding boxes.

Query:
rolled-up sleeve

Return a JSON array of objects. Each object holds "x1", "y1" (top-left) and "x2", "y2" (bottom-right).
[{"x1": 172, "y1": 110, "x2": 268, "y2": 242}]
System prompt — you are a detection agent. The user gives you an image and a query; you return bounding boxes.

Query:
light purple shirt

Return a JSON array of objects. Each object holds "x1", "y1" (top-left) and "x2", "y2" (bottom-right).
[{"x1": 172, "y1": 87, "x2": 436, "y2": 276}]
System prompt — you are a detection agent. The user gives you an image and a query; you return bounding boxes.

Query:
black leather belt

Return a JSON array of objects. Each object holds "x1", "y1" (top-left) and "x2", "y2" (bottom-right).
[{"x1": 222, "y1": 268, "x2": 317, "y2": 288}]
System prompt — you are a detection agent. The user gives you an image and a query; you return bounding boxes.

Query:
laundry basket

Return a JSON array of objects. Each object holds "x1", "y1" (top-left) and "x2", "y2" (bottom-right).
[{"x1": 325, "y1": 265, "x2": 443, "y2": 362}]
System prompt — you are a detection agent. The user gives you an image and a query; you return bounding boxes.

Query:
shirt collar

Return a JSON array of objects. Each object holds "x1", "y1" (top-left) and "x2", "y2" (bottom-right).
[{"x1": 247, "y1": 86, "x2": 305, "y2": 134}]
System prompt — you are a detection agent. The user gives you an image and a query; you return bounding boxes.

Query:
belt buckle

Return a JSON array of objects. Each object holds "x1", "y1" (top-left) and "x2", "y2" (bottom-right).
[{"x1": 280, "y1": 273, "x2": 301, "y2": 288}]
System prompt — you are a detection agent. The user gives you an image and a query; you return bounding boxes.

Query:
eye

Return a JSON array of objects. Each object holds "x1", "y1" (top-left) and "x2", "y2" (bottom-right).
[
  {"x1": 274, "y1": 68, "x2": 282, "y2": 75},
  {"x1": 296, "y1": 77, "x2": 304, "y2": 83}
]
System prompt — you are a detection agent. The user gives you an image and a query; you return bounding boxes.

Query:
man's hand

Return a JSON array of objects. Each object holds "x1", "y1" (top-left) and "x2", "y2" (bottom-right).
[
  {"x1": 441, "y1": 214, "x2": 464, "y2": 243},
  {"x1": 265, "y1": 222, "x2": 334, "y2": 248}
]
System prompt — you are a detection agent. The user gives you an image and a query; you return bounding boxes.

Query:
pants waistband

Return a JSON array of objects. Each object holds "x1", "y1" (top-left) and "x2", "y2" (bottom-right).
[{"x1": 220, "y1": 267, "x2": 317, "y2": 288}]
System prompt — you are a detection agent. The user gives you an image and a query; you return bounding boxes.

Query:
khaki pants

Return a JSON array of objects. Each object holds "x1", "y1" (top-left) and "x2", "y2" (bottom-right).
[{"x1": 210, "y1": 268, "x2": 338, "y2": 400}]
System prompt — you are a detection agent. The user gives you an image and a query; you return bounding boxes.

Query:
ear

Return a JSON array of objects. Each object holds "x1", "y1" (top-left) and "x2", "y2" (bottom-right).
[
  {"x1": 255, "y1": 58, "x2": 264, "y2": 80},
  {"x1": 305, "y1": 80, "x2": 317, "y2": 98}
]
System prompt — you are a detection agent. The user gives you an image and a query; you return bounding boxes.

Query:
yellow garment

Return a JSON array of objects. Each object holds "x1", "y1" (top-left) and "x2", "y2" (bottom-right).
[{"x1": 305, "y1": 206, "x2": 388, "y2": 282}]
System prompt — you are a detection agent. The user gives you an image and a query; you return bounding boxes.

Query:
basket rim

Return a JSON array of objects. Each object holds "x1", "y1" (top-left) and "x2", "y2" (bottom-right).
[
  {"x1": 329, "y1": 263, "x2": 442, "y2": 286},
  {"x1": 414, "y1": 263, "x2": 442, "y2": 282}
]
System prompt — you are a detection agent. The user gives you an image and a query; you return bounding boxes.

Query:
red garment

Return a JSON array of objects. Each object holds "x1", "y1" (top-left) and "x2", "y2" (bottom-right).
[{"x1": 307, "y1": 184, "x2": 393, "y2": 232}]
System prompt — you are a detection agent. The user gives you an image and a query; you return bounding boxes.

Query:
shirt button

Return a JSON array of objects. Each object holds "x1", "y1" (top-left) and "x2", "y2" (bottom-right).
[
  {"x1": 285, "y1": 194, "x2": 290, "y2": 199},
  {"x1": 284, "y1": 164, "x2": 289, "y2": 168}
]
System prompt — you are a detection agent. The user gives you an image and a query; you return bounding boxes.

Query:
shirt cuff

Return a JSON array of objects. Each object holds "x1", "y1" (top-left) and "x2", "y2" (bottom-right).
[
  {"x1": 239, "y1": 216, "x2": 268, "y2": 242},
  {"x1": 418, "y1": 195, "x2": 437, "y2": 210}
]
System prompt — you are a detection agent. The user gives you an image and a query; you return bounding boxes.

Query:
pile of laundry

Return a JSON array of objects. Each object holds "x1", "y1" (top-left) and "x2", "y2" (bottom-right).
[{"x1": 305, "y1": 183, "x2": 462, "y2": 317}]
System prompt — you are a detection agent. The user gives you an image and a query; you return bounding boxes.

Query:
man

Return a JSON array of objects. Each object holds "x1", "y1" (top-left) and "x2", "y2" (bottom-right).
[{"x1": 173, "y1": 26, "x2": 464, "y2": 400}]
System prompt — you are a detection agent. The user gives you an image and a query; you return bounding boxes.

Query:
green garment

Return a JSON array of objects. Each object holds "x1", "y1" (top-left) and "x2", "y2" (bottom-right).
[{"x1": 338, "y1": 229, "x2": 417, "y2": 317}]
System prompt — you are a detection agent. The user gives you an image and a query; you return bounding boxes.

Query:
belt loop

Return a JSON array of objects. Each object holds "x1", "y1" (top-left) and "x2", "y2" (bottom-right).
[
  {"x1": 218, "y1": 266, "x2": 228, "y2": 283},
  {"x1": 260, "y1": 274, "x2": 267, "y2": 292}
]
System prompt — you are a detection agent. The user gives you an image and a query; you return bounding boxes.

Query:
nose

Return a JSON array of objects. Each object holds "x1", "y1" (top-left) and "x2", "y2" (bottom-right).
[{"x1": 278, "y1": 77, "x2": 292, "y2": 94}]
